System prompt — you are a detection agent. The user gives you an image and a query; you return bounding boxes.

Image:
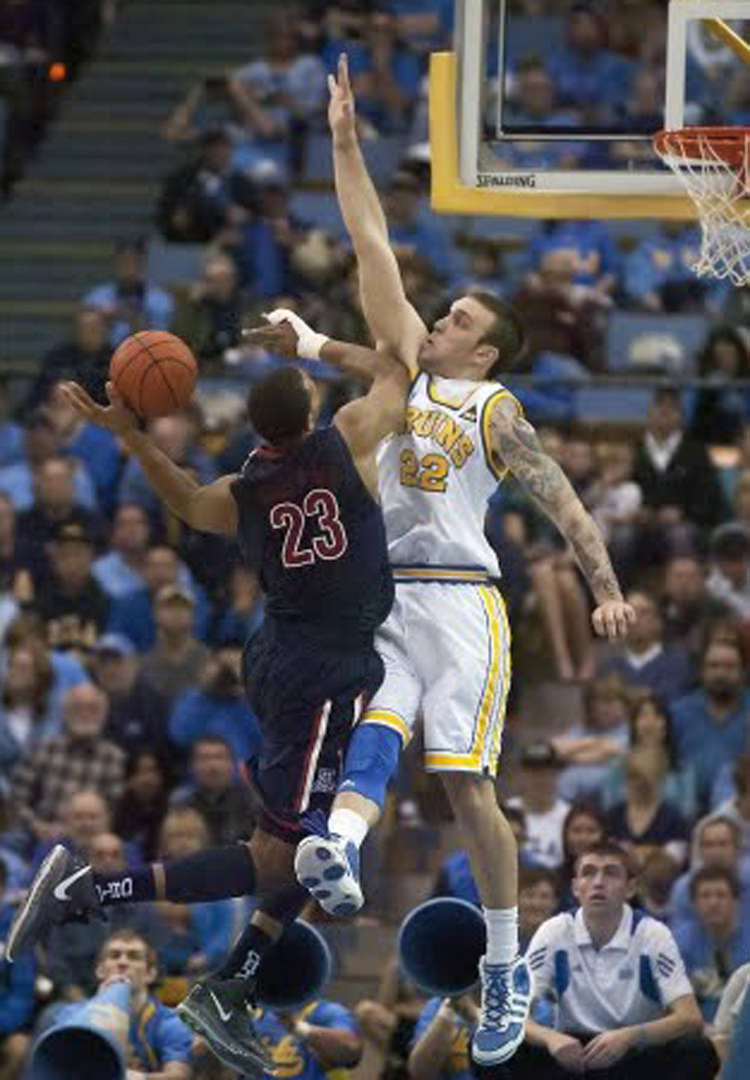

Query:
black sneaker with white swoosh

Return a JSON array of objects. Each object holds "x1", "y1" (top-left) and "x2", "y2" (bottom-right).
[
  {"x1": 177, "y1": 977, "x2": 272, "y2": 1077},
  {"x1": 5, "y1": 844, "x2": 101, "y2": 962}
]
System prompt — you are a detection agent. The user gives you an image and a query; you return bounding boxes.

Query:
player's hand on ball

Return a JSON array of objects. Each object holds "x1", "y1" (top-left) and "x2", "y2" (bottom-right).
[
  {"x1": 59, "y1": 380, "x2": 139, "y2": 437},
  {"x1": 243, "y1": 319, "x2": 298, "y2": 358},
  {"x1": 328, "y1": 53, "x2": 356, "y2": 141},
  {"x1": 591, "y1": 599, "x2": 636, "y2": 640}
]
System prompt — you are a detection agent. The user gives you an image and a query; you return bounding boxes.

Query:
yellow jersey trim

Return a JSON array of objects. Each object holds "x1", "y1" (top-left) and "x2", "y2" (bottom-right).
[
  {"x1": 393, "y1": 567, "x2": 490, "y2": 583},
  {"x1": 480, "y1": 388, "x2": 524, "y2": 481},
  {"x1": 469, "y1": 585, "x2": 502, "y2": 761},
  {"x1": 361, "y1": 708, "x2": 412, "y2": 747}
]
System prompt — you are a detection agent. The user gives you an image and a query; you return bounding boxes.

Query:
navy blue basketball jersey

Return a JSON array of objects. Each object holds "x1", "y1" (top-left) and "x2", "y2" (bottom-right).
[{"x1": 231, "y1": 425, "x2": 393, "y2": 644}]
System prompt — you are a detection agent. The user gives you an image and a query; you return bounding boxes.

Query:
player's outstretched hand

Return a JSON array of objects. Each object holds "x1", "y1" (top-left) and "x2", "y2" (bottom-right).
[
  {"x1": 591, "y1": 599, "x2": 636, "y2": 641},
  {"x1": 59, "y1": 380, "x2": 139, "y2": 438},
  {"x1": 243, "y1": 318, "x2": 298, "y2": 358},
  {"x1": 328, "y1": 53, "x2": 356, "y2": 142}
]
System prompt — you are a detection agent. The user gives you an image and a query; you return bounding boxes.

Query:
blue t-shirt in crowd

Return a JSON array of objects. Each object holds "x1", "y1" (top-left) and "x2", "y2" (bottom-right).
[
  {"x1": 169, "y1": 688, "x2": 263, "y2": 764},
  {"x1": 598, "y1": 646, "x2": 692, "y2": 705},
  {"x1": 673, "y1": 917, "x2": 750, "y2": 1020},
  {"x1": 0, "y1": 902, "x2": 36, "y2": 1034},
  {"x1": 107, "y1": 584, "x2": 209, "y2": 650},
  {"x1": 56, "y1": 993, "x2": 192, "y2": 1071},
  {"x1": 254, "y1": 999, "x2": 359, "y2": 1080},
  {"x1": 0, "y1": 459, "x2": 96, "y2": 512},
  {"x1": 623, "y1": 228, "x2": 703, "y2": 303},
  {"x1": 671, "y1": 689, "x2": 750, "y2": 807},
  {"x1": 412, "y1": 998, "x2": 472, "y2": 1080},
  {"x1": 65, "y1": 423, "x2": 122, "y2": 515},
  {"x1": 83, "y1": 282, "x2": 174, "y2": 348},
  {"x1": 547, "y1": 47, "x2": 634, "y2": 109},
  {"x1": 528, "y1": 220, "x2": 617, "y2": 286}
]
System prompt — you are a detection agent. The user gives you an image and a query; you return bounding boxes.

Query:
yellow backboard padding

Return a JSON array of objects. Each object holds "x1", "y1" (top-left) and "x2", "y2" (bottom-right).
[{"x1": 428, "y1": 52, "x2": 697, "y2": 220}]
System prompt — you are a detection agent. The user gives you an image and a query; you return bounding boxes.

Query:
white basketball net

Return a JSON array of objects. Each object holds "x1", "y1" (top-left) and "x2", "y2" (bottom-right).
[{"x1": 654, "y1": 129, "x2": 750, "y2": 286}]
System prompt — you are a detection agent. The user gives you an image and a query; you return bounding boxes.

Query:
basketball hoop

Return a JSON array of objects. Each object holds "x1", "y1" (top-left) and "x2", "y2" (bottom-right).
[{"x1": 654, "y1": 127, "x2": 750, "y2": 286}]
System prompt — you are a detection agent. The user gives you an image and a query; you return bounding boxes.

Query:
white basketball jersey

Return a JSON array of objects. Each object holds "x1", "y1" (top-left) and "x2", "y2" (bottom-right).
[{"x1": 377, "y1": 373, "x2": 521, "y2": 578}]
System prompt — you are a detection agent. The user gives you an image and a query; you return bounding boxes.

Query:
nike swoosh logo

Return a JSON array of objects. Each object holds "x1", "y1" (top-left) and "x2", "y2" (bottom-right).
[
  {"x1": 209, "y1": 989, "x2": 233, "y2": 1023},
  {"x1": 53, "y1": 865, "x2": 91, "y2": 901}
]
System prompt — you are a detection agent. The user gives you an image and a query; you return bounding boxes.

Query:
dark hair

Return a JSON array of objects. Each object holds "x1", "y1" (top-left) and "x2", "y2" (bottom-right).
[
  {"x1": 466, "y1": 291, "x2": 526, "y2": 377},
  {"x1": 697, "y1": 325, "x2": 750, "y2": 378},
  {"x1": 97, "y1": 927, "x2": 158, "y2": 970},
  {"x1": 698, "y1": 814, "x2": 741, "y2": 848},
  {"x1": 561, "y1": 801, "x2": 607, "y2": 860},
  {"x1": 519, "y1": 865, "x2": 559, "y2": 894},
  {"x1": 690, "y1": 865, "x2": 741, "y2": 901},
  {"x1": 628, "y1": 693, "x2": 678, "y2": 769},
  {"x1": 248, "y1": 365, "x2": 313, "y2": 444},
  {"x1": 124, "y1": 747, "x2": 171, "y2": 786},
  {"x1": 574, "y1": 839, "x2": 633, "y2": 876},
  {"x1": 192, "y1": 734, "x2": 234, "y2": 758},
  {"x1": 1, "y1": 640, "x2": 53, "y2": 720}
]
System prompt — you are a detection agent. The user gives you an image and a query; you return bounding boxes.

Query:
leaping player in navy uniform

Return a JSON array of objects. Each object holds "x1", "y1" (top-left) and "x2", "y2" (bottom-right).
[{"x1": 5, "y1": 328, "x2": 410, "y2": 1077}]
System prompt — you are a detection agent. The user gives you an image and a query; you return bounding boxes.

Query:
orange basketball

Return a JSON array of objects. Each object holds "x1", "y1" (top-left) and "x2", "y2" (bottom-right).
[{"x1": 109, "y1": 331, "x2": 198, "y2": 419}]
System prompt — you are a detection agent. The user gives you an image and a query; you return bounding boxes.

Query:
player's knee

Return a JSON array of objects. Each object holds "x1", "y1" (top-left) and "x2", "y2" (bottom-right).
[
  {"x1": 342, "y1": 724, "x2": 402, "y2": 808},
  {"x1": 441, "y1": 772, "x2": 492, "y2": 819}
]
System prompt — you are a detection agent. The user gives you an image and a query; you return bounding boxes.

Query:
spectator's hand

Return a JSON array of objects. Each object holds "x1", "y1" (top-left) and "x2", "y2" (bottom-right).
[
  {"x1": 355, "y1": 1000, "x2": 396, "y2": 1044},
  {"x1": 452, "y1": 995, "x2": 479, "y2": 1024},
  {"x1": 226, "y1": 203, "x2": 251, "y2": 226},
  {"x1": 547, "y1": 1032, "x2": 585, "y2": 1073},
  {"x1": 591, "y1": 599, "x2": 636, "y2": 640},
  {"x1": 328, "y1": 54, "x2": 357, "y2": 144},
  {"x1": 243, "y1": 318, "x2": 299, "y2": 357},
  {"x1": 582, "y1": 1028, "x2": 635, "y2": 1069},
  {"x1": 59, "y1": 381, "x2": 139, "y2": 438},
  {"x1": 269, "y1": 216, "x2": 295, "y2": 247},
  {"x1": 656, "y1": 505, "x2": 683, "y2": 526}
]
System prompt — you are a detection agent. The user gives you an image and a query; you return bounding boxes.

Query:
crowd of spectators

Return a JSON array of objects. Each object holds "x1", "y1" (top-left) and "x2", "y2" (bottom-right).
[
  {"x1": 0, "y1": 0, "x2": 117, "y2": 192},
  {"x1": 3, "y1": 1, "x2": 750, "y2": 1079}
]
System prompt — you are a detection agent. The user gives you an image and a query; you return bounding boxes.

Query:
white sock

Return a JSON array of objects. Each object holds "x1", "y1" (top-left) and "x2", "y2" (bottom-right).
[
  {"x1": 328, "y1": 808, "x2": 370, "y2": 849},
  {"x1": 483, "y1": 906, "x2": 518, "y2": 965}
]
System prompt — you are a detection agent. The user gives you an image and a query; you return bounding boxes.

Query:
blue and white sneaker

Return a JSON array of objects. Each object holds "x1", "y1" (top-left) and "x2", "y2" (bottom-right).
[
  {"x1": 472, "y1": 954, "x2": 532, "y2": 1066},
  {"x1": 294, "y1": 833, "x2": 363, "y2": 917}
]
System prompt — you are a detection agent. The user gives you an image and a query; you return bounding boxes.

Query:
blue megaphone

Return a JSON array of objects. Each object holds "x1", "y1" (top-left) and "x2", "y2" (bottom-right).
[
  {"x1": 398, "y1": 898, "x2": 486, "y2": 996},
  {"x1": 255, "y1": 918, "x2": 332, "y2": 1011},
  {"x1": 29, "y1": 978, "x2": 131, "y2": 1080}
]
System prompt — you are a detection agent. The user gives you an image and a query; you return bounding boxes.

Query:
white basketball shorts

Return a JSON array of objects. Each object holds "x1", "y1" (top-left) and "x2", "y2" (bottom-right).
[{"x1": 361, "y1": 579, "x2": 512, "y2": 775}]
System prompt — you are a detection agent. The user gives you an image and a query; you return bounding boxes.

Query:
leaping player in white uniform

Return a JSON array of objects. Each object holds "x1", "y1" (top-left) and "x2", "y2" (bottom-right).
[{"x1": 273, "y1": 58, "x2": 634, "y2": 1067}]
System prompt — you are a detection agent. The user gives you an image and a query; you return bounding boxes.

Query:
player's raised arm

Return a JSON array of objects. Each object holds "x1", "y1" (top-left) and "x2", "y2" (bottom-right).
[
  {"x1": 244, "y1": 311, "x2": 408, "y2": 486},
  {"x1": 244, "y1": 309, "x2": 398, "y2": 385},
  {"x1": 488, "y1": 397, "x2": 635, "y2": 640},
  {"x1": 329, "y1": 54, "x2": 426, "y2": 368},
  {"x1": 60, "y1": 382, "x2": 238, "y2": 536}
]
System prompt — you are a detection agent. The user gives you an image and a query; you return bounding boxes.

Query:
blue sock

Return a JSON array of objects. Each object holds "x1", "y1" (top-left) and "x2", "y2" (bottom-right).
[{"x1": 339, "y1": 723, "x2": 402, "y2": 811}]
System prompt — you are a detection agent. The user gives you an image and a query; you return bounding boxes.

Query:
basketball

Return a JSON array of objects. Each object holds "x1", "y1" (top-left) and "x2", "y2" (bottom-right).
[{"x1": 109, "y1": 330, "x2": 198, "y2": 419}]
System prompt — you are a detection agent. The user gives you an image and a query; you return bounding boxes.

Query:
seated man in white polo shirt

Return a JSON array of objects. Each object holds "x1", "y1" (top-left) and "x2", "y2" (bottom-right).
[{"x1": 488, "y1": 841, "x2": 718, "y2": 1079}]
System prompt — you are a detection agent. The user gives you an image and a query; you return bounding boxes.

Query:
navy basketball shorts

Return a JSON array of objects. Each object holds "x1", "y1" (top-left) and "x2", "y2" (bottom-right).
[{"x1": 243, "y1": 631, "x2": 384, "y2": 842}]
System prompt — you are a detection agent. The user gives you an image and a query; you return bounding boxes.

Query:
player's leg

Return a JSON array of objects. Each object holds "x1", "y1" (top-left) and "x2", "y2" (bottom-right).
[
  {"x1": 179, "y1": 648, "x2": 365, "y2": 1069},
  {"x1": 555, "y1": 556, "x2": 595, "y2": 680},
  {"x1": 528, "y1": 554, "x2": 575, "y2": 681},
  {"x1": 419, "y1": 582, "x2": 530, "y2": 1066},
  {"x1": 295, "y1": 598, "x2": 421, "y2": 913}
]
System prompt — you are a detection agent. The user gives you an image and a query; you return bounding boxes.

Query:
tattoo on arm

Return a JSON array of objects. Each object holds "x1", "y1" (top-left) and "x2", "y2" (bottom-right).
[{"x1": 490, "y1": 404, "x2": 622, "y2": 604}]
